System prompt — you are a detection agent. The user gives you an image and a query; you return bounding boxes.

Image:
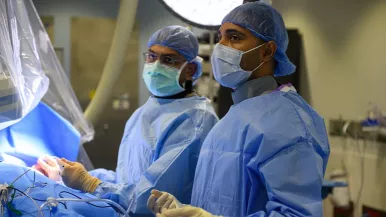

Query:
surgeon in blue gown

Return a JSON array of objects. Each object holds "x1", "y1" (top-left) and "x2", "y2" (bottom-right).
[
  {"x1": 150, "y1": 2, "x2": 330, "y2": 217},
  {"x1": 39, "y1": 26, "x2": 219, "y2": 214}
]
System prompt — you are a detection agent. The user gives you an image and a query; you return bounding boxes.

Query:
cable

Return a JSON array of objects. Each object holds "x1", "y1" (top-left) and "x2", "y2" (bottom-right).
[
  {"x1": 59, "y1": 191, "x2": 112, "y2": 208},
  {"x1": 39, "y1": 197, "x2": 129, "y2": 217},
  {"x1": 6, "y1": 186, "x2": 42, "y2": 217},
  {"x1": 10, "y1": 169, "x2": 31, "y2": 186},
  {"x1": 11, "y1": 187, "x2": 67, "y2": 209},
  {"x1": 24, "y1": 182, "x2": 48, "y2": 195}
]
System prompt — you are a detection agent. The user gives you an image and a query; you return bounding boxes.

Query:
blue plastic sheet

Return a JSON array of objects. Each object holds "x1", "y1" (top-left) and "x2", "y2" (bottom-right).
[{"x1": 0, "y1": 102, "x2": 80, "y2": 166}]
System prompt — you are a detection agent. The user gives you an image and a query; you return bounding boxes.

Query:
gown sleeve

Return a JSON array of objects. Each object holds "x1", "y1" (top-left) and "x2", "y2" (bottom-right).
[
  {"x1": 249, "y1": 141, "x2": 324, "y2": 217},
  {"x1": 89, "y1": 168, "x2": 117, "y2": 183},
  {"x1": 93, "y1": 109, "x2": 218, "y2": 212},
  {"x1": 133, "y1": 109, "x2": 218, "y2": 215}
]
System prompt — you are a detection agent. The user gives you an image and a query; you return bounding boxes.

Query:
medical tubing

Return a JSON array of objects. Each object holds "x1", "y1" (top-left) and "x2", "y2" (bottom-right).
[
  {"x1": 10, "y1": 169, "x2": 31, "y2": 185},
  {"x1": 38, "y1": 198, "x2": 129, "y2": 217},
  {"x1": 60, "y1": 190, "x2": 135, "y2": 214},
  {"x1": 84, "y1": 0, "x2": 139, "y2": 125},
  {"x1": 6, "y1": 187, "x2": 43, "y2": 217},
  {"x1": 58, "y1": 190, "x2": 111, "y2": 208},
  {"x1": 126, "y1": 192, "x2": 136, "y2": 215}
]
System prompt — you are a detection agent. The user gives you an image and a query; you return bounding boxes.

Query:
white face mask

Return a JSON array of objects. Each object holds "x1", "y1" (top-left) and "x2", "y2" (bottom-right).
[{"x1": 211, "y1": 43, "x2": 266, "y2": 89}]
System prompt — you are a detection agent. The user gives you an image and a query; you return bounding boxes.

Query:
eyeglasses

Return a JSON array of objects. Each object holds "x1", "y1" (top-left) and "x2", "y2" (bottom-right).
[{"x1": 143, "y1": 52, "x2": 185, "y2": 67}]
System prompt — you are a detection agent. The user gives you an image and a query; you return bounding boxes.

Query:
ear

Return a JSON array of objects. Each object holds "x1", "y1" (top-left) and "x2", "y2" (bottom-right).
[
  {"x1": 262, "y1": 41, "x2": 277, "y2": 62},
  {"x1": 182, "y1": 63, "x2": 197, "y2": 81}
]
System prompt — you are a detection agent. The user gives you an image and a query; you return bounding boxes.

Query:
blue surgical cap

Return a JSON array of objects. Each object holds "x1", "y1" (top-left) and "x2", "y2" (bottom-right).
[
  {"x1": 148, "y1": 25, "x2": 202, "y2": 80},
  {"x1": 222, "y1": 2, "x2": 296, "y2": 77}
]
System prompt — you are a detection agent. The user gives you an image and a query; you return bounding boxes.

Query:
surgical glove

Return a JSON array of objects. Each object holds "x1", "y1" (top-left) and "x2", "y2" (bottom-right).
[
  {"x1": 59, "y1": 158, "x2": 101, "y2": 193},
  {"x1": 36, "y1": 155, "x2": 62, "y2": 181},
  {"x1": 156, "y1": 206, "x2": 220, "y2": 217},
  {"x1": 147, "y1": 190, "x2": 183, "y2": 214}
]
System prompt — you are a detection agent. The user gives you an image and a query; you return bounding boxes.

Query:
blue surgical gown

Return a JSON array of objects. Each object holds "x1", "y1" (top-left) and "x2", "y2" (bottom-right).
[
  {"x1": 89, "y1": 95, "x2": 218, "y2": 213},
  {"x1": 191, "y1": 88, "x2": 330, "y2": 217}
]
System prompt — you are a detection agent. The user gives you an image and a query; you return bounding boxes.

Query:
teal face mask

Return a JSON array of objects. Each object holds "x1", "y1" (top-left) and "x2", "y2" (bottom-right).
[{"x1": 142, "y1": 61, "x2": 187, "y2": 97}]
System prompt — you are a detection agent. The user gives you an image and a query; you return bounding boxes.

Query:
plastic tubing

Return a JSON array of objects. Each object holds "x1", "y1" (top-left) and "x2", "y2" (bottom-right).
[{"x1": 38, "y1": 198, "x2": 129, "y2": 217}]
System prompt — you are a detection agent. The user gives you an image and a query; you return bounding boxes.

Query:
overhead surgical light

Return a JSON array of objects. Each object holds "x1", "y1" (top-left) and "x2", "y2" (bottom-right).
[{"x1": 159, "y1": 0, "x2": 244, "y2": 29}]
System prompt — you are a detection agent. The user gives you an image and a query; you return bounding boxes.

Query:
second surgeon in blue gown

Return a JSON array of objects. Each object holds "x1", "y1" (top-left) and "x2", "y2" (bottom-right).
[
  {"x1": 38, "y1": 26, "x2": 219, "y2": 214},
  {"x1": 151, "y1": 2, "x2": 330, "y2": 217}
]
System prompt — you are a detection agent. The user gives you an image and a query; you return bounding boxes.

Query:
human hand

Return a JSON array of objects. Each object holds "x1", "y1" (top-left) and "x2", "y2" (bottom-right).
[
  {"x1": 31, "y1": 163, "x2": 47, "y2": 176},
  {"x1": 36, "y1": 155, "x2": 62, "y2": 181},
  {"x1": 147, "y1": 190, "x2": 183, "y2": 215},
  {"x1": 59, "y1": 158, "x2": 101, "y2": 193},
  {"x1": 156, "y1": 206, "x2": 217, "y2": 217}
]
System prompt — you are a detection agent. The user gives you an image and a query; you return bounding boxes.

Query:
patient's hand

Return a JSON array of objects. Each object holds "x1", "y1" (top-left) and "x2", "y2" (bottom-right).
[
  {"x1": 31, "y1": 163, "x2": 48, "y2": 176},
  {"x1": 36, "y1": 155, "x2": 62, "y2": 181}
]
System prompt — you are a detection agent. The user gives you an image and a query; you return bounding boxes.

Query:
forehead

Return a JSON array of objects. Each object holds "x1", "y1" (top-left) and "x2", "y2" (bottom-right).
[
  {"x1": 219, "y1": 22, "x2": 253, "y2": 36},
  {"x1": 149, "y1": 45, "x2": 180, "y2": 56}
]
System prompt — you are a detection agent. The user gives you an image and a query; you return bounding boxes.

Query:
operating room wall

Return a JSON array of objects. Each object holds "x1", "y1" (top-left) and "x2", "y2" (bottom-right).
[
  {"x1": 272, "y1": 0, "x2": 386, "y2": 216},
  {"x1": 32, "y1": 0, "x2": 120, "y2": 77},
  {"x1": 273, "y1": 0, "x2": 386, "y2": 125}
]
